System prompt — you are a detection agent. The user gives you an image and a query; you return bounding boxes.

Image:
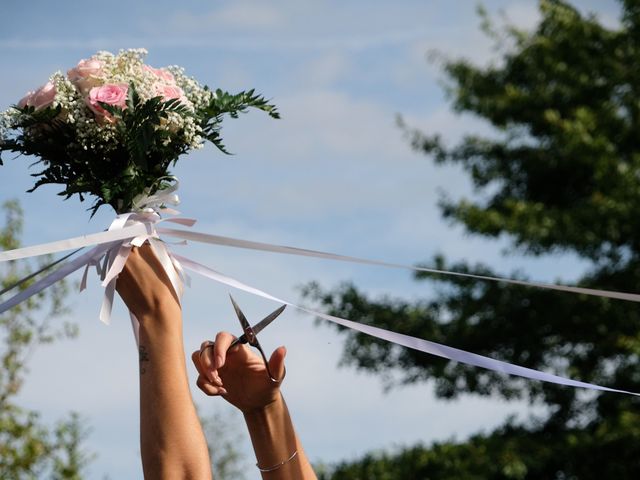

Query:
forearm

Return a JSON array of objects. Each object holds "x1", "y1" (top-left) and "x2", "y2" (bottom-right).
[
  {"x1": 243, "y1": 395, "x2": 316, "y2": 480},
  {"x1": 138, "y1": 304, "x2": 211, "y2": 479}
]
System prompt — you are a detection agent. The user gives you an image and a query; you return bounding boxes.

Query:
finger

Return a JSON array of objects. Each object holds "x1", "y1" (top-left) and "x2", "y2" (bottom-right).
[
  {"x1": 213, "y1": 331, "x2": 237, "y2": 370},
  {"x1": 198, "y1": 340, "x2": 217, "y2": 382},
  {"x1": 191, "y1": 349, "x2": 209, "y2": 379},
  {"x1": 196, "y1": 375, "x2": 228, "y2": 396},
  {"x1": 268, "y1": 346, "x2": 287, "y2": 383},
  {"x1": 194, "y1": 348, "x2": 222, "y2": 387}
]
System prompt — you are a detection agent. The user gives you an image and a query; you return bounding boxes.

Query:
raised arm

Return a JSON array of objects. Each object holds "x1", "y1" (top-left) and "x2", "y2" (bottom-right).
[
  {"x1": 116, "y1": 245, "x2": 211, "y2": 479},
  {"x1": 192, "y1": 332, "x2": 316, "y2": 480}
]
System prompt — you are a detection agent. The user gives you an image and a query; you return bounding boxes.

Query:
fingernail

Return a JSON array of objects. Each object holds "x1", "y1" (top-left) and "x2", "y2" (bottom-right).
[{"x1": 220, "y1": 388, "x2": 228, "y2": 396}]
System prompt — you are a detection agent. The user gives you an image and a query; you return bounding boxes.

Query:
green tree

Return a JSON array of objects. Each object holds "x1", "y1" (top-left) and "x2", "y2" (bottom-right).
[
  {"x1": 309, "y1": 1, "x2": 640, "y2": 478},
  {"x1": 0, "y1": 200, "x2": 93, "y2": 479}
]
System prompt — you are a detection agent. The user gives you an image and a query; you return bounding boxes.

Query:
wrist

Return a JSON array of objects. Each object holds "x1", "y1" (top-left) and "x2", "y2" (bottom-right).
[
  {"x1": 243, "y1": 394, "x2": 299, "y2": 473},
  {"x1": 242, "y1": 392, "x2": 284, "y2": 420},
  {"x1": 243, "y1": 394, "x2": 290, "y2": 442},
  {"x1": 134, "y1": 295, "x2": 182, "y2": 327}
]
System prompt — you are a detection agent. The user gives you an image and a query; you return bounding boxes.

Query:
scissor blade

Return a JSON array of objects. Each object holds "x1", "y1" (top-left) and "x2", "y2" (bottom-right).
[
  {"x1": 229, "y1": 294, "x2": 251, "y2": 331},
  {"x1": 251, "y1": 304, "x2": 286, "y2": 336}
]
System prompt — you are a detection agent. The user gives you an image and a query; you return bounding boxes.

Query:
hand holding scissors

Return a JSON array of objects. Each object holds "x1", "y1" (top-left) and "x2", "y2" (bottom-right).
[{"x1": 192, "y1": 295, "x2": 288, "y2": 413}]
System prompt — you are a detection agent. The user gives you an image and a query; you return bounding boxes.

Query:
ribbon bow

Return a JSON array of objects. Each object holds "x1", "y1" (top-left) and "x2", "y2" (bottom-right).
[{"x1": 92, "y1": 179, "x2": 194, "y2": 342}]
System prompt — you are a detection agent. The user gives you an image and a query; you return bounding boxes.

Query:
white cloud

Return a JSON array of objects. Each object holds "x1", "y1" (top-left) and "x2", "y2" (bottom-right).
[
  {"x1": 200, "y1": 60, "x2": 254, "y2": 91},
  {"x1": 171, "y1": 3, "x2": 285, "y2": 33},
  {"x1": 217, "y1": 88, "x2": 410, "y2": 164},
  {"x1": 296, "y1": 51, "x2": 352, "y2": 87}
]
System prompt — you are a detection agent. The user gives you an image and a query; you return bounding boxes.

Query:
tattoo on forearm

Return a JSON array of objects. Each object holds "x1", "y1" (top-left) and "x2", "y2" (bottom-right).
[{"x1": 139, "y1": 345, "x2": 150, "y2": 374}]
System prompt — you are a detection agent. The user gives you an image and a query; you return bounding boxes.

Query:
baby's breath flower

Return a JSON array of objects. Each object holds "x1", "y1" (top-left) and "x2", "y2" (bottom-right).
[{"x1": 0, "y1": 48, "x2": 278, "y2": 214}]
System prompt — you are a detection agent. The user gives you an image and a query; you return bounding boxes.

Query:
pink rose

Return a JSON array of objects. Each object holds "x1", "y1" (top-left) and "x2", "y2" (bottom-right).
[
  {"x1": 144, "y1": 65, "x2": 175, "y2": 84},
  {"x1": 17, "y1": 91, "x2": 33, "y2": 108},
  {"x1": 68, "y1": 58, "x2": 105, "y2": 92},
  {"x1": 86, "y1": 83, "x2": 128, "y2": 123},
  {"x1": 156, "y1": 84, "x2": 188, "y2": 104},
  {"x1": 18, "y1": 81, "x2": 57, "y2": 110}
]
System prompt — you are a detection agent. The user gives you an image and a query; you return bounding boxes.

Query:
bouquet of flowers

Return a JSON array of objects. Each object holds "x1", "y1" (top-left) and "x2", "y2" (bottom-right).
[{"x1": 0, "y1": 48, "x2": 279, "y2": 214}]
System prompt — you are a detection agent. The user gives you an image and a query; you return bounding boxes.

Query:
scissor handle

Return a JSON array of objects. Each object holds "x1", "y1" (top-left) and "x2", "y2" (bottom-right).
[
  {"x1": 252, "y1": 342, "x2": 281, "y2": 383},
  {"x1": 204, "y1": 337, "x2": 281, "y2": 383}
]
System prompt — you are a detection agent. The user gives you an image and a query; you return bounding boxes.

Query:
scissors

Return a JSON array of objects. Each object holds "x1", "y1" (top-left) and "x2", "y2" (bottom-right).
[{"x1": 202, "y1": 294, "x2": 287, "y2": 383}]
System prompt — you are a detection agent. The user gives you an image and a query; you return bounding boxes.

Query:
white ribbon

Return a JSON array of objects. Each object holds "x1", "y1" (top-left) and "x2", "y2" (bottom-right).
[
  {"x1": 0, "y1": 224, "x2": 150, "y2": 263},
  {"x1": 157, "y1": 228, "x2": 640, "y2": 303},
  {"x1": 131, "y1": 177, "x2": 181, "y2": 214},
  {"x1": 2, "y1": 181, "x2": 639, "y2": 395},
  {"x1": 172, "y1": 253, "x2": 640, "y2": 397},
  {"x1": 0, "y1": 242, "x2": 116, "y2": 315},
  {"x1": 4, "y1": 222, "x2": 639, "y2": 304},
  {"x1": 0, "y1": 182, "x2": 190, "y2": 331},
  {"x1": 92, "y1": 184, "x2": 190, "y2": 327}
]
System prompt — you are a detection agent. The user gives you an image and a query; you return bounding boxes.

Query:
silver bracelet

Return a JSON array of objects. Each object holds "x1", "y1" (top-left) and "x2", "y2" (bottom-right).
[{"x1": 256, "y1": 449, "x2": 298, "y2": 473}]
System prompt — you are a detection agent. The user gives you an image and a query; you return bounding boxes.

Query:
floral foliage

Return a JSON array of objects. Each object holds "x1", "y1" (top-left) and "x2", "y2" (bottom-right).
[{"x1": 0, "y1": 49, "x2": 279, "y2": 214}]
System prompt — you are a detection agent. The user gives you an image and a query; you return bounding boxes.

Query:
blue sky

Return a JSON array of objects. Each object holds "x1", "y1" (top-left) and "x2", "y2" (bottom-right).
[{"x1": 0, "y1": 1, "x2": 621, "y2": 478}]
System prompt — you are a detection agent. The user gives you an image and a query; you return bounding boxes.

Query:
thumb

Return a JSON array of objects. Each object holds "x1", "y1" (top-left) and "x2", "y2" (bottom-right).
[{"x1": 268, "y1": 346, "x2": 287, "y2": 382}]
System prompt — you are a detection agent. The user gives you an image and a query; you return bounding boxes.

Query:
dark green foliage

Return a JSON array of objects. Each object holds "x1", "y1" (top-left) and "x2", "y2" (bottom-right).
[
  {"x1": 200, "y1": 88, "x2": 280, "y2": 154},
  {"x1": 0, "y1": 86, "x2": 278, "y2": 215},
  {"x1": 320, "y1": 414, "x2": 640, "y2": 479},
  {"x1": 308, "y1": 1, "x2": 640, "y2": 477}
]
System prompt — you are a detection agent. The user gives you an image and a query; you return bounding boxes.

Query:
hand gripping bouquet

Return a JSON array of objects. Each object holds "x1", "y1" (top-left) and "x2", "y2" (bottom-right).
[{"x1": 0, "y1": 48, "x2": 279, "y2": 214}]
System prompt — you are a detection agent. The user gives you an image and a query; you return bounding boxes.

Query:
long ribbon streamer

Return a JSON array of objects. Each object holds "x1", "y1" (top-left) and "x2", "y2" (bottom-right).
[
  {"x1": 3, "y1": 223, "x2": 639, "y2": 304},
  {"x1": 0, "y1": 247, "x2": 82, "y2": 297},
  {"x1": 172, "y1": 253, "x2": 640, "y2": 397},
  {"x1": 1, "y1": 201, "x2": 639, "y2": 396},
  {"x1": 0, "y1": 223, "x2": 150, "y2": 262},
  {"x1": 158, "y1": 228, "x2": 640, "y2": 303},
  {"x1": 0, "y1": 242, "x2": 116, "y2": 314}
]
